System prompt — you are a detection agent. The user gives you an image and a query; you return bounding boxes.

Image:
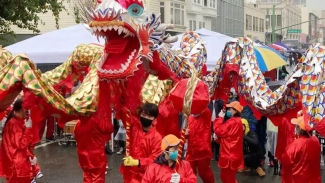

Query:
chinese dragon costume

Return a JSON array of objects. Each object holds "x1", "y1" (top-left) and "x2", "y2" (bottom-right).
[{"x1": 1, "y1": 0, "x2": 325, "y2": 181}]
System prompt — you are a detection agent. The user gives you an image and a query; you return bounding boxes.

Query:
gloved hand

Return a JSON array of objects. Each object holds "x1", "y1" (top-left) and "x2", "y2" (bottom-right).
[
  {"x1": 25, "y1": 118, "x2": 32, "y2": 128},
  {"x1": 29, "y1": 157, "x2": 37, "y2": 165},
  {"x1": 170, "y1": 173, "x2": 180, "y2": 183},
  {"x1": 123, "y1": 156, "x2": 139, "y2": 166},
  {"x1": 218, "y1": 110, "x2": 225, "y2": 118}
]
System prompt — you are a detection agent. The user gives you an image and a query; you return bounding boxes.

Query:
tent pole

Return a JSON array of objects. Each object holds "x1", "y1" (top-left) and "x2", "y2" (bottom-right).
[{"x1": 111, "y1": 111, "x2": 114, "y2": 152}]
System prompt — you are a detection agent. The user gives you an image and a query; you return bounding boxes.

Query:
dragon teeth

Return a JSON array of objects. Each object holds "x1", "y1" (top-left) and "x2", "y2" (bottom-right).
[{"x1": 118, "y1": 26, "x2": 123, "y2": 35}]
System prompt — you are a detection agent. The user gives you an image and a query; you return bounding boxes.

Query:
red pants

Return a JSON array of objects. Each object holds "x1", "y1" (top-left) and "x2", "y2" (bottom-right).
[
  {"x1": 220, "y1": 168, "x2": 238, "y2": 183},
  {"x1": 39, "y1": 116, "x2": 55, "y2": 139},
  {"x1": 189, "y1": 158, "x2": 215, "y2": 183},
  {"x1": 120, "y1": 166, "x2": 142, "y2": 183},
  {"x1": 30, "y1": 163, "x2": 41, "y2": 179},
  {"x1": 6, "y1": 171, "x2": 30, "y2": 183},
  {"x1": 82, "y1": 167, "x2": 106, "y2": 183}
]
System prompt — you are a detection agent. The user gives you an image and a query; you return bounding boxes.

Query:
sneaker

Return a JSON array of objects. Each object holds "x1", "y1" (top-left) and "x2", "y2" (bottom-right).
[
  {"x1": 256, "y1": 167, "x2": 266, "y2": 177},
  {"x1": 269, "y1": 160, "x2": 274, "y2": 167},
  {"x1": 117, "y1": 147, "x2": 124, "y2": 155},
  {"x1": 105, "y1": 171, "x2": 108, "y2": 175},
  {"x1": 31, "y1": 179, "x2": 36, "y2": 183},
  {"x1": 106, "y1": 165, "x2": 109, "y2": 169},
  {"x1": 238, "y1": 167, "x2": 251, "y2": 172},
  {"x1": 36, "y1": 171, "x2": 43, "y2": 179},
  {"x1": 260, "y1": 159, "x2": 265, "y2": 166}
]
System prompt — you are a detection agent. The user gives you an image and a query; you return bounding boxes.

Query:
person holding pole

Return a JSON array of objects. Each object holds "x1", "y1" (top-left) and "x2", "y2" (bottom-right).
[
  {"x1": 142, "y1": 134, "x2": 197, "y2": 183},
  {"x1": 213, "y1": 101, "x2": 244, "y2": 183},
  {"x1": 119, "y1": 103, "x2": 162, "y2": 183},
  {"x1": 185, "y1": 107, "x2": 214, "y2": 183}
]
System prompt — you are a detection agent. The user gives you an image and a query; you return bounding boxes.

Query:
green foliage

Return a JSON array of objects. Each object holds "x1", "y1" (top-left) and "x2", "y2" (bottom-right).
[{"x1": 0, "y1": 0, "x2": 67, "y2": 35}]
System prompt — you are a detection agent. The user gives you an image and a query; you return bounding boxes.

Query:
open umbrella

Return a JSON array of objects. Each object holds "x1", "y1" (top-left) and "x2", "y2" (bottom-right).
[
  {"x1": 254, "y1": 45, "x2": 287, "y2": 72},
  {"x1": 269, "y1": 44, "x2": 287, "y2": 51}
]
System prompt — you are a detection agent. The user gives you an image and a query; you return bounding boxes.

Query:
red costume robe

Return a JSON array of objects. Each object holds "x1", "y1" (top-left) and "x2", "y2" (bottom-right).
[
  {"x1": 74, "y1": 118, "x2": 113, "y2": 183},
  {"x1": 0, "y1": 116, "x2": 32, "y2": 183},
  {"x1": 214, "y1": 117, "x2": 243, "y2": 183},
  {"x1": 119, "y1": 110, "x2": 162, "y2": 183},
  {"x1": 142, "y1": 159, "x2": 197, "y2": 183},
  {"x1": 186, "y1": 108, "x2": 214, "y2": 183},
  {"x1": 281, "y1": 136, "x2": 321, "y2": 183}
]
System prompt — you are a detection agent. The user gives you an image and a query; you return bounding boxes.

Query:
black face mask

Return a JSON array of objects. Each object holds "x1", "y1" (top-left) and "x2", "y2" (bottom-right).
[{"x1": 140, "y1": 116, "x2": 153, "y2": 128}]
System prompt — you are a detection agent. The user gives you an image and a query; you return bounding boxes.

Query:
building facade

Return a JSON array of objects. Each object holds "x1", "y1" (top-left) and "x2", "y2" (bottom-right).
[
  {"x1": 244, "y1": 3, "x2": 266, "y2": 42},
  {"x1": 259, "y1": 0, "x2": 306, "y2": 5},
  {"x1": 299, "y1": 7, "x2": 324, "y2": 44},
  {"x1": 216, "y1": 0, "x2": 245, "y2": 38},
  {"x1": 158, "y1": 0, "x2": 218, "y2": 35},
  {"x1": 257, "y1": 1, "x2": 301, "y2": 43},
  {"x1": 187, "y1": 0, "x2": 218, "y2": 32}
]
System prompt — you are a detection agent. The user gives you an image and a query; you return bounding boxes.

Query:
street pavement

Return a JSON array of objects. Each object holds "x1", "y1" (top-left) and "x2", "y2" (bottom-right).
[{"x1": 21, "y1": 142, "x2": 292, "y2": 183}]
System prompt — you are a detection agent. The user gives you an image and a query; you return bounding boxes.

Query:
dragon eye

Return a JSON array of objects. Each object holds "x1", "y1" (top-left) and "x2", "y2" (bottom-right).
[{"x1": 127, "y1": 4, "x2": 144, "y2": 17}]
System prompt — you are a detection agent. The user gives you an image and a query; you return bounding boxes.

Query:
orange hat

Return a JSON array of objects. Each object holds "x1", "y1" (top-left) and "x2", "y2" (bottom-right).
[
  {"x1": 161, "y1": 134, "x2": 180, "y2": 151},
  {"x1": 226, "y1": 101, "x2": 243, "y2": 113},
  {"x1": 291, "y1": 116, "x2": 306, "y2": 130}
]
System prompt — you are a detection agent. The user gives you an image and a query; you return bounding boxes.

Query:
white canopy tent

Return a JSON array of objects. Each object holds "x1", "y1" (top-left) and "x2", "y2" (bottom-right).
[
  {"x1": 5, "y1": 24, "x2": 104, "y2": 64},
  {"x1": 172, "y1": 28, "x2": 233, "y2": 71}
]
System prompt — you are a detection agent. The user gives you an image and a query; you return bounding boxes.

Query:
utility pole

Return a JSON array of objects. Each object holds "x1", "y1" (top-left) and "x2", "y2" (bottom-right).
[{"x1": 272, "y1": 4, "x2": 276, "y2": 43}]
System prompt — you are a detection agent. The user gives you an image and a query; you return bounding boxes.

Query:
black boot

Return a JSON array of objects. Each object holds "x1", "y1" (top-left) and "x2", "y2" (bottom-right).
[{"x1": 273, "y1": 159, "x2": 279, "y2": 175}]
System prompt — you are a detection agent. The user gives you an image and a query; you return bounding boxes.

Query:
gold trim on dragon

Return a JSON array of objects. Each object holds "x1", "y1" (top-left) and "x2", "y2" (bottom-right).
[{"x1": 89, "y1": 21, "x2": 124, "y2": 27}]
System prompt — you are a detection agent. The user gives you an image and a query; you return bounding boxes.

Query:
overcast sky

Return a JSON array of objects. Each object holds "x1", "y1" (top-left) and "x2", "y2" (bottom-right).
[{"x1": 306, "y1": 0, "x2": 325, "y2": 10}]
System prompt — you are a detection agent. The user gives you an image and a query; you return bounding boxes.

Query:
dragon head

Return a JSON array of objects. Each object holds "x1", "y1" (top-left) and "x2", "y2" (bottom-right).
[{"x1": 87, "y1": 0, "x2": 159, "y2": 79}]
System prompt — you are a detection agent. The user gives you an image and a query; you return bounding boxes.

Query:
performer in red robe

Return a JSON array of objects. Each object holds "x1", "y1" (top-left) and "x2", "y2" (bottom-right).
[
  {"x1": 154, "y1": 97, "x2": 180, "y2": 138},
  {"x1": 119, "y1": 103, "x2": 162, "y2": 183},
  {"x1": 74, "y1": 117, "x2": 113, "y2": 183},
  {"x1": 142, "y1": 134, "x2": 197, "y2": 183},
  {"x1": 281, "y1": 114, "x2": 321, "y2": 183},
  {"x1": 213, "y1": 101, "x2": 244, "y2": 183},
  {"x1": 0, "y1": 99, "x2": 36, "y2": 183},
  {"x1": 275, "y1": 117, "x2": 295, "y2": 177},
  {"x1": 186, "y1": 107, "x2": 214, "y2": 183}
]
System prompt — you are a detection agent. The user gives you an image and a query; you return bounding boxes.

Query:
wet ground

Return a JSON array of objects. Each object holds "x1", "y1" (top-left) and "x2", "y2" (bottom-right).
[
  {"x1": 26, "y1": 142, "x2": 323, "y2": 183},
  {"x1": 5, "y1": 142, "x2": 286, "y2": 183}
]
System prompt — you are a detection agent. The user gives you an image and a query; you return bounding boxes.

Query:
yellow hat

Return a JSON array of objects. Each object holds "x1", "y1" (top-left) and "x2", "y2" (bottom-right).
[
  {"x1": 241, "y1": 118, "x2": 250, "y2": 135},
  {"x1": 226, "y1": 101, "x2": 243, "y2": 113},
  {"x1": 161, "y1": 134, "x2": 180, "y2": 151}
]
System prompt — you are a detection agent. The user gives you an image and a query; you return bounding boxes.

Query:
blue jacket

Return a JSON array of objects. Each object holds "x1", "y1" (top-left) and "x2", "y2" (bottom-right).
[{"x1": 241, "y1": 106, "x2": 258, "y2": 131}]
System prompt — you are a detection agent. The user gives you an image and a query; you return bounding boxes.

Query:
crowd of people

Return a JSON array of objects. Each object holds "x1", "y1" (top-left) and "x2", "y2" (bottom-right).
[{"x1": 0, "y1": 90, "x2": 323, "y2": 183}]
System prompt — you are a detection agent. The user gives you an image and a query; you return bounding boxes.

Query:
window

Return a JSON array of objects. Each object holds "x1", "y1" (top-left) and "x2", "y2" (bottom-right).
[
  {"x1": 210, "y1": 0, "x2": 216, "y2": 8},
  {"x1": 160, "y1": 2, "x2": 165, "y2": 23},
  {"x1": 194, "y1": 0, "x2": 200, "y2": 4},
  {"x1": 171, "y1": 3, "x2": 185, "y2": 25},
  {"x1": 246, "y1": 14, "x2": 252, "y2": 30},
  {"x1": 253, "y1": 17, "x2": 256, "y2": 31},
  {"x1": 189, "y1": 20, "x2": 197, "y2": 31},
  {"x1": 260, "y1": 18, "x2": 264, "y2": 32},
  {"x1": 276, "y1": 15, "x2": 282, "y2": 27},
  {"x1": 199, "y1": 21, "x2": 205, "y2": 29},
  {"x1": 204, "y1": 0, "x2": 207, "y2": 6}
]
